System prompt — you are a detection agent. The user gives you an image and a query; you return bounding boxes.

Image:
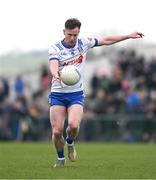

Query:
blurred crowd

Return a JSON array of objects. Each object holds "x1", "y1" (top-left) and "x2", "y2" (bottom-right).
[
  {"x1": 0, "y1": 48, "x2": 156, "y2": 141},
  {"x1": 85, "y1": 49, "x2": 156, "y2": 117},
  {"x1": 0, "y1": 65, "x2": 51, "y2": 141}
]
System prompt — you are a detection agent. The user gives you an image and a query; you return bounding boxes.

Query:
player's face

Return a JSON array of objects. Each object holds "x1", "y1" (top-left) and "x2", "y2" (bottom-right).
[{"x1": 63, "y1": 27, "x2": 80, "y2": 46}]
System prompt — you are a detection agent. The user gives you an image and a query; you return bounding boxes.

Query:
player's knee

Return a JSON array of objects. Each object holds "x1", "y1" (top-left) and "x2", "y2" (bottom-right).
[
  {"x1": 52, "y1": 129, "x2": 63, "y2": 138},
  {"x1": 69, "y1": 123, "x2": 79, "y2": 131}
]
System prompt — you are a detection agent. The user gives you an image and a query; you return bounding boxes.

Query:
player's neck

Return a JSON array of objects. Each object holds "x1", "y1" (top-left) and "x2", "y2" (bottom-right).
[{"x1": 62, "y1": 39, "x2": 77, "y2": 48}]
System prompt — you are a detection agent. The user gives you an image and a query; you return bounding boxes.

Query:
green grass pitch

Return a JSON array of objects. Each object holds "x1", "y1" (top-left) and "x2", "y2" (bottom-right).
[{"x1": 0, "y1": 142, "x2": 156, "y2": 179}]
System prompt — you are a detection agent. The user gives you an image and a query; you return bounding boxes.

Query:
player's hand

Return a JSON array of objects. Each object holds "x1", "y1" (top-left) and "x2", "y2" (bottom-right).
[
  {"x1": 128, "y1": 32, "x2": 144, "y2": 39},
  {"x1": 55, "y1": 75, "x2": 61, "y2": 83},
  {"x1": 53, "y1": 72, "x2": 61, "y2": 83},
  {"x1": 55, "y1": 76, "x2": 61, "y2": 83},
  {"x1": 53, "y1": 72, "x2": 63, "y2": 87}
]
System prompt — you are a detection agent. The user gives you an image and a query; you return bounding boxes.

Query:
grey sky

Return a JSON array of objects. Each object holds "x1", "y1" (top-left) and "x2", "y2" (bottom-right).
[{"x1": 0, "y1": 0, "x2": 155, "y2": 54}]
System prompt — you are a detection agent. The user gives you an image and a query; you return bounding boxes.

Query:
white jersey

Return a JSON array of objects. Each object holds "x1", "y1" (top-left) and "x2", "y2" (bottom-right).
[{"x1": 48, "y1": 37, "x2": 98, "y2": 93}]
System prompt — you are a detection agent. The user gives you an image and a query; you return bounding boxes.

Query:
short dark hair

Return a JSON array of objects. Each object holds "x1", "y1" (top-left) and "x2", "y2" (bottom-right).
[{"x1": 65, "y1": 18, "x2": 81, "y2": 29}]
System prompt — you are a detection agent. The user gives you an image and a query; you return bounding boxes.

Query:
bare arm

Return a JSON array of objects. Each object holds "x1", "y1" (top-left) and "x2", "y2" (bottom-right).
[
  {"x1": 98, "y1": 31, "x2": 144, "y2": 46},
  {"x1": 49, "y1": 60, "x2": 61, "y2": 82}
]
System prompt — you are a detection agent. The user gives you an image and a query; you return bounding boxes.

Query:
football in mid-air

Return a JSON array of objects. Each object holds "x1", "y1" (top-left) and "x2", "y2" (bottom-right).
[{"x1": 60, "y1": 65, "x2": 81, "y2": 86}]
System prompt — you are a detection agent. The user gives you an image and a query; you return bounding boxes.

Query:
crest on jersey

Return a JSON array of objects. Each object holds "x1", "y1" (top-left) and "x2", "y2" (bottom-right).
[
  {"x1": 78, "y1": 39, "x2": 83, "y2": 54},
  {"x1": 78, "y1": 46, "x2": 83, "y2": 54}
]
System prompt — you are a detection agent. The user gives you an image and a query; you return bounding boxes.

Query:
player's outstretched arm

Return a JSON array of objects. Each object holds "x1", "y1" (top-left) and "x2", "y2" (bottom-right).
[{"x1": 98, "y1": 31, "x2": 144, "y2": 46}]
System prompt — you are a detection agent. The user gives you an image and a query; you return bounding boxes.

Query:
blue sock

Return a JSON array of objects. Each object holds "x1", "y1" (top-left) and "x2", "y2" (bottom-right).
[
  {"x1": 66, "y1": 137, "x2": 73, "y2": 145},
  {"x1": 57, "y1": 151, "x2": 65, "y2": 159}
]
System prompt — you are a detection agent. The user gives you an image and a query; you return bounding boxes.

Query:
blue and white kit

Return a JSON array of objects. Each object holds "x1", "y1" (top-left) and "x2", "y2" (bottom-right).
[{"x1": 48, "y1": 37, "x2": 98, "y2": 107}]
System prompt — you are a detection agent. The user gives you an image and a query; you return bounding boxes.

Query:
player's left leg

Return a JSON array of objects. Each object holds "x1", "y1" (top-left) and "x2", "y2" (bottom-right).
[
  {"x1": 66, "y1": 104, "x2": 83, "y2": 161},
  {"x1": 49, "y1": 105, "x2": 66, "y2": 167}
]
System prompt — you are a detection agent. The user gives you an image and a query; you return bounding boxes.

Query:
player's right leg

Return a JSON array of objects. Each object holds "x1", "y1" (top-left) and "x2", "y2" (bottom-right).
[
  {"x1": 66, "y1": 104, "x2": 83, "y2": 162},
  {"x1": 49, "y1": 105, "x2": 66, "y2": 167}
]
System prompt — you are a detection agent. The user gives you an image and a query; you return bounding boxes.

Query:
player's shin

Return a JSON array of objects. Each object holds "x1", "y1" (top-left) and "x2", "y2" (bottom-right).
[
  {"x1": 52, "y1": 133, "x2": 65, "y2": 167},
  {"x1": 66, "y1": 126, "x2": 79, "y2": 144},
  {"x1": 66, "y1": 126, "x2": 79, "y2": 162}
]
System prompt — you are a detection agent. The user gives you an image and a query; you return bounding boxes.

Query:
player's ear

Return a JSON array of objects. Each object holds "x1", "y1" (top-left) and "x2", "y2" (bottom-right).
[{"x1": 63, "y1": 29, "x2": 65, "y2": 35}]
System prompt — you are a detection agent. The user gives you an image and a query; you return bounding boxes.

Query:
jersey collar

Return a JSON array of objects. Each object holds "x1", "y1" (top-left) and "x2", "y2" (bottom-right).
[{"x1": 61, "y1": 39, "x2": 77, "y2": 49}]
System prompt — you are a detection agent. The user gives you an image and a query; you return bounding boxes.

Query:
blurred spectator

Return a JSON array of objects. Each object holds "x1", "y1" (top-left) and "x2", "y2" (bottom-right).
[
  {"x1": 0, "y1": 78, "x2": 9, "y2": 103},
  {"x1": 125, "y1": 88, "x2": 144, "y2": 113},
  {"x1": 5, "y1": 96, "x2": 28, "y2": 140},
  {"x1": 92, "y1": 88, "x2": 108, "y2": 114},
  {"x1": 90, "y1": 72, "x2": 100, "y2": 98},
  {"x1": 14, "y1": 75, "x2": 25, "y2": 97},
  {"x1": 40, "y1": 64, "x2": 51, "y2": 91}
]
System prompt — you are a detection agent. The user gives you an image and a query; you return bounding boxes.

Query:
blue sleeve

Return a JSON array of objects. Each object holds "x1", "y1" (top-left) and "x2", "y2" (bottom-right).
[{"x1": 84, "y1": 37, "x2": 99, "y2": 48}]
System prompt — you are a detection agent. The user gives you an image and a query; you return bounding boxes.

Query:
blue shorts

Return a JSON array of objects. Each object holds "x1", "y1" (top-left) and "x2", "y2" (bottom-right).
[{"x1": 48, "y1": 91, "x2": 84, "y2": 107}]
